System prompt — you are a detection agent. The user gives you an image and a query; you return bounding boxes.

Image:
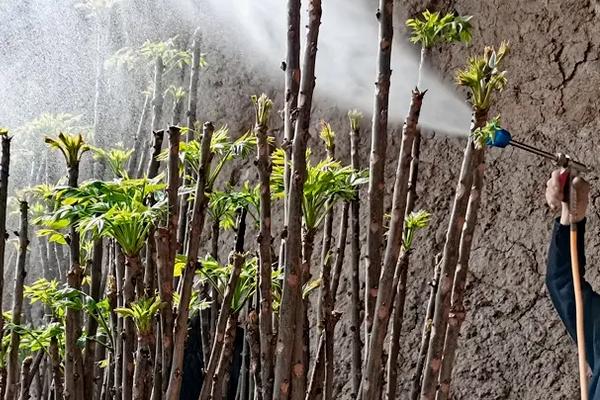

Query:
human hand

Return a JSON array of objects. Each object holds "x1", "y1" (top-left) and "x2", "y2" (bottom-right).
[{"x1": 546, "y1": 169, "x2": 590, "y2": 224}]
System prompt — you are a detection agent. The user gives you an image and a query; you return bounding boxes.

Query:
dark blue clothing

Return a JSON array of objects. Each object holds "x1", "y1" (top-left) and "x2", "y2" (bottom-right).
[{"x1": 546, "y1": 218, "x2": 600, "y2": 398}]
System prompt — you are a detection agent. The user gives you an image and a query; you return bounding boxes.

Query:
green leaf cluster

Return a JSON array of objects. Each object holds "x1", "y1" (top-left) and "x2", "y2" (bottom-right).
[
  {"x1": 208, "y1": 182, "x2": 260, "y2": 229},
  {"x1": 251, "y1": 94, "x2": 273, "y2": 127},
  {"x1": 115, "y1": 296, "x2": 163, "y2": 335},
  {"x1": 106, "y1": 36, "x2": 202, "y2": 72},
  {"x1": 403, "y1": 210, "x2": 432, "y2": 251},
  {"x1": 406, "y1": 11, "x2": 472, "y2": 49},
  {"x1": 166, "y1": 86, "x2": 187, "y2": 102},
  {"x1": 91, "y1": 146, "x2": 133, "y2": 178},
  {"x1": 319, "y1": 121, "x2": 335, "y2": 152},
  {"x1": 20, "y1": 279, "x2": 113, "y2": 354},
  {"x1": 45, "y1": 132, "x2": 90, "y2": 168},
  {"x1": 456, "y1": 41, "x2": 510, "y2": 111},
  {"x1": 471, "y1": 115, "x2": 502, "y2": 149},
  {"x1": 36, "y1": 178, "x2": 165, "y2": 256},
  {"x1": 168, "y1": 127, "x2": 256, "y2": 191},
  {"x1": 196, "y1": 256, "x2": 251, "y2": 314},
  {"x1": 271, "y1": 148, "x2": 368, "y2": 230},
  {"x1": 348, "y1": 110, "x2": 363, "y2": 132}
]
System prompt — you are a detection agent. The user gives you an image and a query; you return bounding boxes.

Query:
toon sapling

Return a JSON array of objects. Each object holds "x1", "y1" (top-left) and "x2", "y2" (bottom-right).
[
  {"x1": 421, "y1": 42, "x2": 509, "y2": 400},
  {"x1": 167, "y1": 86, "x2": 187, "y2": 126},
  {"x1": 4, "y1": 201, "x2": 29, "y2": 400},
  {"x1": 306, "y1": 121, "x2": 337, "y2": 400},
  {"x1": 274, "y1": 1, "x2": 323, "y2": 399},
  {"x1": 437, "y1": 117, "x2": 502, "y2": 400},
  {"x1": 410, "y1": 254, "x2": 442, "y2": 400},
  {"x1": 385, "y1": 210, "x2": 431, "y2": 400},
  {"x1": 91, "y1": 146, "x2": 134, "y2": 179},
  {"x1": 115, "y1": 296, "x2": 163, "y2": 400},
  {"x1": 170, "y1": 125, "x2": 256, "y2": 252},
  {"x1": 253, "y1": 93, "x2": 275, "y2": 400},
  {"x1": 406, "y1": 11, "x2": 472, "y2": 89},
  {"x1": 45, "y1": 132, "x2": 90, "y2": 400},
  {"x1": 0, "y1": 130, "x2": 10, "y2": 352},
  {"x1": 177, "y1": 28, "x2": 204, "y2": 265},
  {"x1": 154, "y1": 125, "x2": 182, "y2": 394},
  {"x1": 165, "y1": 122, "x2": 213, "y2": 400},
  {"x1": 82, "y1": 237, "x2": 103, "y2": 399},
  {"x1": 198, "y1": 211, "x2": 248, "y2": 400},
  {"x1": 271, "y1": 136, "x2": 365, "y2": 399},
  {"x1": 347, "y1": 110, "x2": 363, "y2": 396},
  {"x1": 106, "y1": 37, "x2": 194, "y2": 177},
  {"x1": 46, "y1": 176, "x2": 165, "y2": 400},
  {"x1": 279, "y1": 0, "x2": 302, "y2": 272},
  {"x1": 365, "y1": 0, "x2": 395, "y2": 348},
  {"x1": 403, "y1": 10, "x2": 472, "y2": 217},
  {"x1": 137, "y1": 38, "x2": 193, "y2": 177},
  {"x1": 364, "y1": 14, "x2": 470, "y2": 381}
]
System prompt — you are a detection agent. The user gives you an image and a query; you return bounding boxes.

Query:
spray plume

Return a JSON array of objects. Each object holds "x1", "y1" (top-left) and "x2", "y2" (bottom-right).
[
  {"x1": 0, "y1": 0, "x2": 472, "y2": 136},
  {"x1": 200, "y1": 0, "x2": 473, "y2": 135}
]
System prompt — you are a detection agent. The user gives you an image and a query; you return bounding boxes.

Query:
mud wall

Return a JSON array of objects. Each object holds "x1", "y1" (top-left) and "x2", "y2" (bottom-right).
[{"x1": 112, "y1": 1, "x2": 600, "y2": 398}]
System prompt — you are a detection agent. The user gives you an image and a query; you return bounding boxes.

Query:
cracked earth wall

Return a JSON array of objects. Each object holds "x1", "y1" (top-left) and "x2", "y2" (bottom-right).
[
  {"x1": 207, "y1": 0, "x2": 600, "y2": 395},
  {"x1": 296, "y1": 1, "x2": 600, "y2": 398},
  {"x1": 374, "y1": 1, "x2": 600, "y2": 399},
  {"x1": 206, "y1": 1, "x2": 597, "y2": 398}
]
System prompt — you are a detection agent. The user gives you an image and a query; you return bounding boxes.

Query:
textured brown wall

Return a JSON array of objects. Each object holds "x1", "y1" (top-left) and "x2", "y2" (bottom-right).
[
  {"x1": 383, "y1": 1, "x2": 599, "y2": 398},
  {"x1": 196, "y1": 1, "x2": 600, "y2": 398}
]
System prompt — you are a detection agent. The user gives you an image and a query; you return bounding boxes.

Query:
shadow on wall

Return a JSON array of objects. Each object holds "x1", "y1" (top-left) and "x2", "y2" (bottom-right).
[{"x1": 181, "y1": 313, "x2": 244, "y2": 400}]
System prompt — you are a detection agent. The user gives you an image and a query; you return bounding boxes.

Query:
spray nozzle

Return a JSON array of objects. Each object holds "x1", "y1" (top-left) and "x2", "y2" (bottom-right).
[
  {"x1": 487, "y1": 128, "x2": 591, "y2": 173},
  {"x1": 486, "y1": 128, "x2": 512, "y2": 148}
]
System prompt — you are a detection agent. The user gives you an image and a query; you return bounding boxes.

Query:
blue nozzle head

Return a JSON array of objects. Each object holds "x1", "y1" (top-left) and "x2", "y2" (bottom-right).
[{"x1": 487, "y1": 128, "x2": 512, "y2": 148}]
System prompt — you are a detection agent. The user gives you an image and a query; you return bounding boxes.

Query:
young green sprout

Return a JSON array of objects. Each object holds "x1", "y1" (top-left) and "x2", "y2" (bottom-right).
[
  {"x1": 406, "y1": 11, "x2": 472, "y2": 88},
  {"x1": 106, "y1": 36, "x2": 199, "y2": 73},
  {"x1": 348, "y1": 110, "x2": 363, "y2": 132},
  {"x1": 472, "y1": 116, "x2": 502, "y2": 149},
  {"x1": 456, "y1": 41, "x2": 510, "y2": 111},
  {"x1": 91, "y1": 146, "x2": 134, "y2": 178},
  {"x1": 195, "y1": 256, "x2": 262, "y2": 314},
  {"x1": 166, "y1": 85, "x2": 187, "y2": 102},
  {"x1": 115, "y1": 296, "x2": 163, "y2": 335},
  {"x1": 403, "y1": 210, "x2": 432, "y2": 251},
  {"x1": 406, "y1": 11, "x2": 472, "y2": 49},
  {"x1": 252, "y1": 93, "x2": 274, "y2": 127},
  {"x1": 270, "y1": 148, "x2": 367, "y2": 230},
  {"x1": 45, "y1": 133, "x2": 90, "y2": 169},
  {"x1": 140, "y1": 37, "x2": 194, "y2": 71},
  {"x1": 319, "y1": 121, "x2": 335, "y2": 153}
]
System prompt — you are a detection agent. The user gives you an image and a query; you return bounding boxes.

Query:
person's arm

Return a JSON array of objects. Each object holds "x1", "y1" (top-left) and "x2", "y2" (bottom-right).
[
  {"x1": 545, "y1": 170, "x2": 597, "y2": 369},
  {"x1": 546, "y1": 217, "x2": 600, "y2": 370}
]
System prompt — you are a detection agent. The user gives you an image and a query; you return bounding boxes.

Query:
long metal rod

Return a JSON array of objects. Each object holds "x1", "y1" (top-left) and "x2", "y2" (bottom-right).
[
  {"x1": 509, "y1": 139, "x2": 591, "y2": 172},
  {"x1": 509, "y1": 139, "x2": 556, "y2": 161}
]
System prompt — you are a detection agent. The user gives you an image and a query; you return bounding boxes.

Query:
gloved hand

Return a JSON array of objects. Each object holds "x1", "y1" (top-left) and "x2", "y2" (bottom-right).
[{"x1": 546, "y1": 169, "x2": 590, "y2": 224}]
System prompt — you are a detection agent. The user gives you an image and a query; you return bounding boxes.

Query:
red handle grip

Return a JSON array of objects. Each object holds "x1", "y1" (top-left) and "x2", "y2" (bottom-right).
[{"x1": 559, "y1": 170, "x2": 570, "y2": 202}]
